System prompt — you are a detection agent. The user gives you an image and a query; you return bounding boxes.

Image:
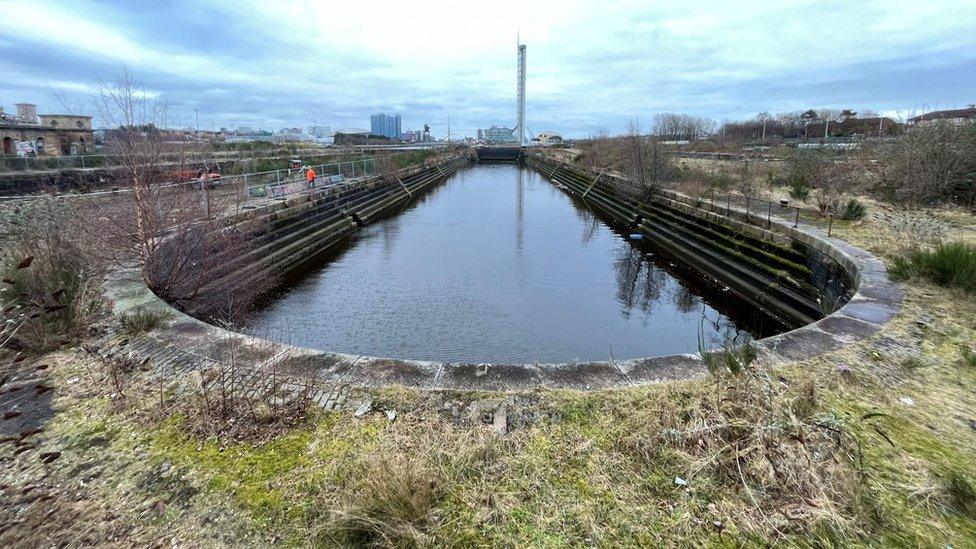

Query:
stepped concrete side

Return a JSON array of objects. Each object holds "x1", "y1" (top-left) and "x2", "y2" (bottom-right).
[
  {"x1": 525, "y1": 154, "x2": 848, "y2": 327},
  {"x1": 102, "y1": 154, "x2": 903, "y2": 392}
]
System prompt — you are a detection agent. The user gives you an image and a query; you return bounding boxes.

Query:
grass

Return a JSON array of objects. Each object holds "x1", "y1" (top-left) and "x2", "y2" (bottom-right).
[
  {"x1": 119, "y1": 307, "x2": 171, "y2": 335},
  {"x1": 392, "y1": 149, "x2": 437, "y2": 170},
  {"x1": 7, "y1": 190, "x2": 976, "y2": 547},
  {"x1": 890, "y1": 242, "x2": 976, "y2": 293},
  {"x1": 33, "y1": 281, "x2": 976, "y2": 547},
  {"x1": 1, "y1": 248, "x2": 104, "y2": 352}
]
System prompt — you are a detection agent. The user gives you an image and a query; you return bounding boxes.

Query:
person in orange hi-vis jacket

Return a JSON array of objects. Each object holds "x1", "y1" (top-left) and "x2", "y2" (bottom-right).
[{"x1": 305, "y1": 166, "x2": 317, "y2": 187}]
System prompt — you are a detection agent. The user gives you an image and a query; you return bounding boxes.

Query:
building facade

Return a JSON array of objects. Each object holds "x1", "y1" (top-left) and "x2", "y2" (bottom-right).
[
  {"x1": 908, "y1": 106, "x2": 976, "y2": 126},
  {"x1": 1, "y1": 103, "x2": 94, "y2": 156},
  {"x1": 370, "y1": 113, "x2": 402, "y2": 140},
  {"x1": 534, "y1": 131, "x2": 563, "y2": 145},
  {"x1": 484, "y1": 125, "x2": 515, "y2": 143},
  {"x1": 308, "y1": 125, "x2": 332, "y2": 138}
]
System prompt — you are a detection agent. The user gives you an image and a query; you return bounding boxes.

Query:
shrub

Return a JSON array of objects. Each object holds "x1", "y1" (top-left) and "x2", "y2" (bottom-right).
[
  {"x1": 0, "y1": 198, "x2": 104, "y2": 352},
  {"x1": 705, "y1": 171, "x2": 736, "y2": 191},
  {"x1": 839, "y1": 198, "x2": 867, "y2": 220},
  {"x1": 788, "y1": 175, "x2": 811, "y2": 202},
  {"x1": 874, "y1": 209, "x2": 949, "y2": 253},
  {"x1": 883, "y1": 121, "x2": 976, "y2": 205},
  {"x1": 889, "y1": 242, "x2": 976, "y2": 293}
]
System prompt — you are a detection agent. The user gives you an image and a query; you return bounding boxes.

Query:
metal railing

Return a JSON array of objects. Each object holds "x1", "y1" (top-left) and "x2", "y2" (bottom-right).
[
  {"x1": 0, "y1": 146, "x2": 344, "y2": 172},
  {"x1": 0, "y1": 156, "x2": 394, "y2": 204},
  {"x1": 240, "y1": 157, "x2": 390, "y2": 201},
  {"x1": 690, "y1": 188, "x2": 837, "y2": 236}
]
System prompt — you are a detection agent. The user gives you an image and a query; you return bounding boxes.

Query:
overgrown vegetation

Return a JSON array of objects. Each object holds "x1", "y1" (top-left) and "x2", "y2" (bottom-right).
[
  {"x1": 4, "y1": 101, "x2": 976, "y2": 547},
  {"x1": 574, "y1": 125, "x2": 677, "y2": 194},
  {"x1": 882, "y1": 121, "x2": 976, "y2": 206},
  {"x1": 0, "y1": 197, "x2": 104, "y2": 352},
  {"x1": 119, "y1": 307, "x2": 171, "y2": 335},
  {"x1": 890, "y1": 242, "x2": 976, "y2": 293}
]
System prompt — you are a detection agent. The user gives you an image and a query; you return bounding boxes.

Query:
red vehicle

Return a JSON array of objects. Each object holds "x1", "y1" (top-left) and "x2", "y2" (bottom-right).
[{"x1": 172, "y1": 168, "x2": 222, "y2": 185}]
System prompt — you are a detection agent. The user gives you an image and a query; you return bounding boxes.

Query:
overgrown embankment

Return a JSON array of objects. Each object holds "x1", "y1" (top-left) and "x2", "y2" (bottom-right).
[{"x1": 2, "y1": 144, "x2": 975, "y2": 547}]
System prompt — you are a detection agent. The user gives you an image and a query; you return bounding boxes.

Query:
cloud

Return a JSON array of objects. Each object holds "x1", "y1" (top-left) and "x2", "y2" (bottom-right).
[{"x1": 0, "y1": 0, "x2": 974, "y2": 137}]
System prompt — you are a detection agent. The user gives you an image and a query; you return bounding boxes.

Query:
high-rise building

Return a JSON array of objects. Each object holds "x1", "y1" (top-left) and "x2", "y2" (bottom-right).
[
  {"x1": 370, "y1": 113, "x2": 402, "y2": 140},
  {"x1": 308, "y1": 125, "x2": 332, "y2": 137}
]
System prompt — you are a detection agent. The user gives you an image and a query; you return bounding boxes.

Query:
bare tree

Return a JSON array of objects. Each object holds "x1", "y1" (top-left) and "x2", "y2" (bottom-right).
[
  {"x1": 652, "y1": 113, "x2": 717, "y2": 140},
  {"x1": 84, "y1": 69, "x2": 276, "y2": 322},
  {"x1": 578, "y1": 131, "x2": 612, "y2": 173},
  {"x1": 786, "y1": 149, "x2": 850, "y2": 215},
  {"x1": 884, "y1": 121, "x2": 976, "y2": 206},
  {"x1": 622, "y1": 120, "x2": 673, "y2": 197}
]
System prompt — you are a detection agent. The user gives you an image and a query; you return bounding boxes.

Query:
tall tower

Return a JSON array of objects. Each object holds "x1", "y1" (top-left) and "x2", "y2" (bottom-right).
[{"x1": 516, "y1": 43, "x2": 526, "y2": 146}]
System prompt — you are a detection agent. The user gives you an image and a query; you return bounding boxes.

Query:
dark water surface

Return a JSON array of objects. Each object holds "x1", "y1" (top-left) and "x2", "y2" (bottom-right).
[{"x1": 245, "y1": 164, "x2": 779, "y2": 363}]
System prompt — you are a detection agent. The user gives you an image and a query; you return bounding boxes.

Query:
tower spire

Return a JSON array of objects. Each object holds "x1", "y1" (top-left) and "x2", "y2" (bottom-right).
[{"x1": 516, "y1": 40, "x2": 526, "y2": 146}]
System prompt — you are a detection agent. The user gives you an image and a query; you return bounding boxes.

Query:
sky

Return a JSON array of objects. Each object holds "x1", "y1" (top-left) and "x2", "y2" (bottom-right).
[{"x1": 1, "y1": 0, "x2": 975, "y2": 138}]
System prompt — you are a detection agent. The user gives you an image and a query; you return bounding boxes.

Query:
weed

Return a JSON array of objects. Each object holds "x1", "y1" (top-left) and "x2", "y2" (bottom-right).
[
  {"x1": 697, "y1": 316, "x2": 757, "y2": 376},
  {"x1": 119, "y1": 307, "x2": 171, "y2": 335},
  {"x1": 874, "y1": 208, "x2": 949, "y2": 253},
  {"x1": 1, "y1": 249, "x2": 104, "y2": 353},
  {"x1": 962, "y1": 346, "x2": 976, "y2": 368},
  {"x1": 320, "y1": 456, "x2": 439, "y2": 547},
  {"x1": 940, "y1": 469, "x2": 976, "y2": 518},
  {"x1": 889, "y1": 242, "x2": 976, "y2": 293}
]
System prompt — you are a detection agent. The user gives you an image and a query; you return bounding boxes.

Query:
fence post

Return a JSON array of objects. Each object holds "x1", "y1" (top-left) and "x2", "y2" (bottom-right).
[
  {"x1": 726, "y1": 192, "x2": 731, "y2": 216},
  {"x1": 745, "y1": 196, "x2": 750, "y2": 222},
  {"x1": 766, "y1": 201, "x2": 771, "y2": 228},
  {"x1": 794, "y1": 207, "x2": 799, "y2": 228},
  {"x1": 828, "y1": 214, "x2": 834, "y2": 237}
]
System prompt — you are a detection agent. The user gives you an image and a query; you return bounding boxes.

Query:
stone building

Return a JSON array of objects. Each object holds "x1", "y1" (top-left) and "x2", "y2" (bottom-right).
[{"x1": 1, "y1": 103, "x2": 94, "y2": 156}]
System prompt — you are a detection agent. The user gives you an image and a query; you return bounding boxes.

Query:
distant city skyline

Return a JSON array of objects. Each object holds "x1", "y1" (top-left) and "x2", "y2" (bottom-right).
[
  {"x1": 2, "y1": 1, "x2": 975, "y2": 138},
  {"x1": 370, "y1": 113, "x2": 402, "y2": 140}
]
